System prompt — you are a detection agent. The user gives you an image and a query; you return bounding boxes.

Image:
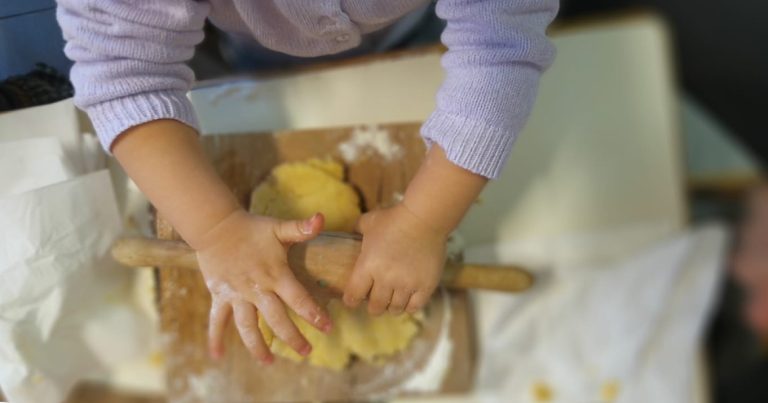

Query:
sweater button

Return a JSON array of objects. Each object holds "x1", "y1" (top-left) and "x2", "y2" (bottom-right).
[{"x1": 335, "y1": 34, "x2": 351, "y2": 43}]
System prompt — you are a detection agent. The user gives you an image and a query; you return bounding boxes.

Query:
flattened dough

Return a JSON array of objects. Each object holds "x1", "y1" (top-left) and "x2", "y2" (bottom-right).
[{"x1": 251, "y1": 158, "x2": 420, "y2": 370}]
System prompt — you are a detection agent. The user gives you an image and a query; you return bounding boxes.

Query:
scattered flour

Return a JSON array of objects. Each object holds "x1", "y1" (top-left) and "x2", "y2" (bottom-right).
[
  {"x1": 359, "y1": 288, "x2": 454, "y2": 399},
  {"x1": 338, "y1": 124, "x2": 403, "y2": 163}
]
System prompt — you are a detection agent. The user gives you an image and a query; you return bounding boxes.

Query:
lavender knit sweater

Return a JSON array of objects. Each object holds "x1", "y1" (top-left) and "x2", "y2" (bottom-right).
[{"x1": 56, "y1": 0, "x2": 557, "y2": 179}]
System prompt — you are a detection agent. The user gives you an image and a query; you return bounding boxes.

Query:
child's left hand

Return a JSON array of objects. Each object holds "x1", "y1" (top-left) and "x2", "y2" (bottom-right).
[
  {"x1": 342, "y1": 203, "x2": 448, "y2": 315},
  {"x1": 342, "y1": 145, "x2": 488, "y2": 315}
]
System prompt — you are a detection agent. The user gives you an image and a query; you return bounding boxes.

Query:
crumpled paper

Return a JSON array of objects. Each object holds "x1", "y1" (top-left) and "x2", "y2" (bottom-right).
[
  {"x1": 0, "y1": 105, "x2": 147, "y2": 402},
  {"x1": 0, "y1": 137, "x2": 76, "y2": 197},
  {"x1": 470, "y1": 225, "x2": 725, "y2": 403}
]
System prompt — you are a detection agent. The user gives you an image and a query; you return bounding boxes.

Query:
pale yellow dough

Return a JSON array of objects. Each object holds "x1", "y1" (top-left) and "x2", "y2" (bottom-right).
[
  {"x1": 250, "y1": 158, "x2": 361, "y2": 232},
  {"x1": 251, "y1": 158, "x2": 420, "y2": 370}
]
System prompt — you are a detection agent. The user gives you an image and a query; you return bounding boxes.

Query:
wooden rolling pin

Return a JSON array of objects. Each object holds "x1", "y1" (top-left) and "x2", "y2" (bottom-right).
[{"x1": 111, "y1": 233, "x2": 533, "y2": 293}]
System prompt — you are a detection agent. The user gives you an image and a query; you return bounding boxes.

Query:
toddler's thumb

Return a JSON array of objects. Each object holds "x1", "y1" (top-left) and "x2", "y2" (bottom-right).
[
  {"x1": 353, "y1": 211, "x2": 374, "y2": 234},
  {"x1": 276, "y1": 213, "x2": 324, "y2": 244}
]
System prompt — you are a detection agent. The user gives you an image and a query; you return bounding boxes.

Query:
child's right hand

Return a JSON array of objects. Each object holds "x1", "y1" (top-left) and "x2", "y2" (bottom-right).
[
  {"x1": 110, "y1": 120, "x2": 332, "y2": 363},
  {"x1": 195, "y1": 209, "x2": 332, "y2": 363}
]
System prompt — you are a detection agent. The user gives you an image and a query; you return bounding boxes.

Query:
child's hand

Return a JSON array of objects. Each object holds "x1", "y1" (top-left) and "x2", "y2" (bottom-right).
[
  {"x1": 111, "y1": 121, "x2": 340, "y2": 363},
  {"x1": 196, "y1": 210, "x2": 332, "y2": 363},
  {"x1": 342, "y1": 203, "x2": 448, "y2": 315}
]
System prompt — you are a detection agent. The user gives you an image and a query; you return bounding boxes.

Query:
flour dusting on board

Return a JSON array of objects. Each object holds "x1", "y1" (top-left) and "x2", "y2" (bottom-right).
[
  {"x1": 400, "y1": 287, "x2": 454, "y2": 392},
  {"x1": 355, "y1": 288, "x2": 454, "y2": 398},
  {"x1": 338, "y1": 124, "x2": 403, "y2": 162}
]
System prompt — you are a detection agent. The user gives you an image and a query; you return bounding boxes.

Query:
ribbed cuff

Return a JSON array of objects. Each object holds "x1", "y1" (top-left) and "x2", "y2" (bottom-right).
[
  {"x1": 421, "y1": 110, "x2": 518, "y2": 179},
  {"x1": 86, "y1": 90, "x2": 200, "y2": 154}
]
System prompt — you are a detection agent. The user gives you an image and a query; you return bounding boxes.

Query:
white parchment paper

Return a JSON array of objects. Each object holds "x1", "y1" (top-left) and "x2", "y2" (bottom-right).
[
  {"x1": 0, "y1": 137, "x2": 76, "y2": 197},
  {"x1": 0, "y1": 169, "x2": 138, "y2": 403},
  {"x1": 0, "y1": 98, "x2": 156, "y2": 402},
  {"x1": 477, "y1": 225, "x2": 725, "y2": 402},
  {"x1": 395, "y1": 225, "x2": 726, "y2": 403}
]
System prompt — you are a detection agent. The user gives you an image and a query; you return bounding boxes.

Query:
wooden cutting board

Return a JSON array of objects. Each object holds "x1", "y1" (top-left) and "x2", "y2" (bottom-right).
[{"x1": 155, "y1": 123, "x2": 476, "y2": 402}]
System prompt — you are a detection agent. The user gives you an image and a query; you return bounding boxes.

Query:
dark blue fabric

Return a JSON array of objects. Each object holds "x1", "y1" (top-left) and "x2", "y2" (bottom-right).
[{"x1": 0, "y1": 1, "x2": 71, "y2": 79}]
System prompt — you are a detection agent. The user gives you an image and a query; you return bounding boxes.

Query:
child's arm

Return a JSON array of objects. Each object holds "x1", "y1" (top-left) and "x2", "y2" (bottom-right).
[
  {"x1": 57, "y1": 0, "x2": 333, "y2": 361},
  {"x1": 114, "y1": 121, "x2": 333, "y2": 362},
  {"x1": 343, "y1": 146, "x2": 486, "y2": 314},
  {"x1": 113, "y1": 120, "x2": 332, "y2": 360},
  {"x1": 344, "y1": 0, "x2": 559, "y2": 313},
  {"x1": 113, "y1": 121, "x2": 240, "y2": 248}
]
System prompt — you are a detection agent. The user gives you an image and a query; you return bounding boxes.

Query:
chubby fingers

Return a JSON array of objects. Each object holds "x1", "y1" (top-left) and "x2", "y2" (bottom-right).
[
  {"x1": 405, "y1": 289, "x2": 432, "y2": 314},
  {"x1": 353, "y1": 210, "x2": 375, "y2": 235},
  {"x1": 343, "y1": 212, "x2": 378, "y2": 308},
  {"x1": 232, "y1": 301, "x2": 272, "y2": 364},
  {"x1": 343, "y1": 269, "x2": 373, "y2": 308},
  {"x1": 274, "y1": 213, "x2": 324, "y2": 245},
  {"x1": 276, "y1": 274, "x2": 332, "y2": 333},
  {"x1": 208, "y1": 298, "x2": 231, "y2": 360},
  {"x1": 387, "y1": 289, "x2": 413, "y2": 315},
  {"x1": 367, "y1": 283, "x2": 392, "y2": 316},
  {"x1": 254, "y1": 290, "x2": 312, "y2": 356}
]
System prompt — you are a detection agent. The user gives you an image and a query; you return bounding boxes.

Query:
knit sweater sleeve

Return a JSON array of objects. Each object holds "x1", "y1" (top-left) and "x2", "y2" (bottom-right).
[
  {"x1": 56, "y1": 0, "x2": 210, "y2": 151},
  {"x1": 422, "y1": 0, "x2": 558, "y2": 179}
]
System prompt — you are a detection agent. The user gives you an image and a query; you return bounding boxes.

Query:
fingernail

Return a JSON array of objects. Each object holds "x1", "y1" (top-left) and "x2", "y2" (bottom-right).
[
  {"x1": 263, "y1": 355, "x2": 274, "y2": 365},
  {"x1": 300, "y1": 344, "x2": 312, "y2": 356},
  {"x1": 301, "y1": 218, "x2": 314, "y2": 234},
  {"x1": 312, "y1": 311, "x2": 332, "y2": 333}
]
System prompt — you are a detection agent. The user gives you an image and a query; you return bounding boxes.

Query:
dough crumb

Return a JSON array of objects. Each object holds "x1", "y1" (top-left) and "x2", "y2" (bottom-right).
[
  {"x1": 531, "y1": 380, "x2": 553, "y2": 402},
  {"x1": 600, "y1": 380, "x2": 621, "y2": 402}
]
